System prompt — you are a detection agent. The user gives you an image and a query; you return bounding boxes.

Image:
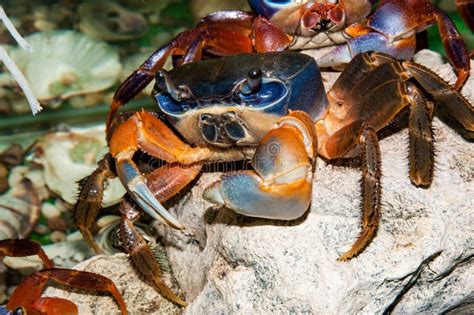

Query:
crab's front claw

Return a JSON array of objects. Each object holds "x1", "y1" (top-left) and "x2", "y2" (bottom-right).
[
  {"x1": 204, "y1": 111, "x2": 317, "y2": 220},
  {"x1": 116, "y1": 159, "x2": 185, "y2": 230}
]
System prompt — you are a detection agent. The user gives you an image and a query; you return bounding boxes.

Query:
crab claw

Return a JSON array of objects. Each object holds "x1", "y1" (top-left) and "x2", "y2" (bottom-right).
[
  {"x1": 204, "y1": 111, "x2": 317, "y2": 220},
  {"x1": 116, "y1": 159, "x2": 185, "y2": 230}
]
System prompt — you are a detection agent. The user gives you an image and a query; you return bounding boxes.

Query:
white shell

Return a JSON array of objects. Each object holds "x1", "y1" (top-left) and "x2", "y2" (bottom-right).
[
  {"x1": 32, "y1": 125, "x2": 126, "y2": 206},
  {"x1": 7, "y1": 30, "x2": 122, "y2": 101}
]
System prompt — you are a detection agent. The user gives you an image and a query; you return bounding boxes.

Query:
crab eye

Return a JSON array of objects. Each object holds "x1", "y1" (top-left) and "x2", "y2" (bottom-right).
[
  {"x1": 238, "y1": 78, "x2": 287, "y2": 108},
  {"x1": 248, "y1": 0, "x2": 298, "y2": 18},
  {"x1": 240, "y1": 69, "x2": 262, "y2": 95}
]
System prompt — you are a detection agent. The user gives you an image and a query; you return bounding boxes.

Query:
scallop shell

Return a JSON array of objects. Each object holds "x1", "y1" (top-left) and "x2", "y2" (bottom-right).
[
  {"x1": 0, "y1": 178, "x2": 40, "y2": 240},
  {"x1": 78, "y1": 2, "x2": 148, "y2": 41},
  {"x1": 6, "y1": 30, "x2": 122, "y2": 101}
]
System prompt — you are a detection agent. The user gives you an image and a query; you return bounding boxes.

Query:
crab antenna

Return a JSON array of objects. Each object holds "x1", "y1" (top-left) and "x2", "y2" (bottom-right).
[{"x1": 241, "y1": 69, "x2": 262, "y2": 95}]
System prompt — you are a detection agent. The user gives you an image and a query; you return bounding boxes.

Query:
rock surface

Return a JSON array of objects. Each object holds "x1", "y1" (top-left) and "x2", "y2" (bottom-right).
[{"x1": 49, "y1": 51, "x2": 473, "y2": 314}]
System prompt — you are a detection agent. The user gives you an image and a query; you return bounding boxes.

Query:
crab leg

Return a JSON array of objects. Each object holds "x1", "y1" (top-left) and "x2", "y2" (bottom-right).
[
  {"x1": 319, "y1": 1, "x2": 470, "y2": 90},
  {"x1": 407, "y1": 83, "x2": 435, "y2": 187},
  {"x1": 204, "y1": 111, "x2": 317, "y2": 220},
  {"x1": 403, "y1": 61, "x2": 474, "y2": 132},
  {"x1": 316, "y1": 31, "x2": 416, "y2": 69},
  {"x1": 0, "y1": 239, "x2": 53, "y2": 268},
  {"x1": 7, "y1": 269, "x2": 127, "y2": 315},
  {"x1": 74, "y1": 154, "x2": 116, "y2": 253},
  {"x1": 338, "y1": 127, "x2": 382, "y2": 261},
  {"x1": 119, "y1": 198, "x2": 187, "y2": 306}
]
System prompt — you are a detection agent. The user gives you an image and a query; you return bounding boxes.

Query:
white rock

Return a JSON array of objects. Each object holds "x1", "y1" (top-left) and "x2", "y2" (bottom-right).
[{"x1": 41, "y1": 202, "x2": 60, "y2": 219}]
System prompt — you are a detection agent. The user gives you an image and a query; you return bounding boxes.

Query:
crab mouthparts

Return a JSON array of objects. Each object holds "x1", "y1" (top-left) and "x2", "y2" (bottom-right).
[{"x1": 199, "y1": 111, "x2": 257, "y2": 147}]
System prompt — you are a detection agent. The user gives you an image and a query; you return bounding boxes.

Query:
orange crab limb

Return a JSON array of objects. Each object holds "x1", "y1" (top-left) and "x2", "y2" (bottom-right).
[
  {"x1": 7, "y1": 269, "x2": 127, "y2": 315},
  {"x1": 108, "y1": 111, "x2": 211, "y2": 229},
  {"x1": 119, "y1": 198, "x2": 187, "y2": 306},
  {"x1": 0, "y1": 239, "x2": 53, "y2": 269},
  {"x1": 109, "y1": 111, "x2": 212, "y2": 164}
]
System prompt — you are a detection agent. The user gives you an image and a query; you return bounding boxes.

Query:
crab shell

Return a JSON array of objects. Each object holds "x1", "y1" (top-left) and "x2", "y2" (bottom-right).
[{"x1": 154, "y1": 51, "x2": 328, "y2": 148}]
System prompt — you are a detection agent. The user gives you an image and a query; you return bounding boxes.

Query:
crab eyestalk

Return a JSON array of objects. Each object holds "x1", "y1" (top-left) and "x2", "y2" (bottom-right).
[{"x1": 240, "y1": 69, "x2": 263, "y2": 95}]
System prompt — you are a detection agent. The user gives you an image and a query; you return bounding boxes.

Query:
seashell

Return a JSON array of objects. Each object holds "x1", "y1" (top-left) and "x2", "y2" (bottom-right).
[
  {"x1": 0, "y1": 178, "x2": 40, "y2": 240},
  {"x1": 6, "y1": 30, "x2": 122, "y2": 101},
  {"x1": 78, "y1": 2, "x2": 148, "y2": 41},
  {"x1": 31, "y1": 125, "x2": 126, "y2": 206}
]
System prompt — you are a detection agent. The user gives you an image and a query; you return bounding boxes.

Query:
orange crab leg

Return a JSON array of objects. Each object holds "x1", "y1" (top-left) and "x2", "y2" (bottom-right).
[
  {"x1": 7, "y1": 269, "x2": 127, "y2": 315},
  {"x1": 109, "y1": 111, "x2": 212, "y2": 229},
  {"x1": 0, "y1": 239, "x2": 53, "y2": 269},
  {"x1": 253, "y1": 17, "x2": 292, "y2": 52}
]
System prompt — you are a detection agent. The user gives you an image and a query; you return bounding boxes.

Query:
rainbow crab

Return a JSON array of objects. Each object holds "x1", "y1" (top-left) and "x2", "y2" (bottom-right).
[
  {"x1": 0, "y1": 239, "x2": 127, "y2": 315},
  {"x1": 74, "y1": 50, "x2": 473, "y2": 306}
]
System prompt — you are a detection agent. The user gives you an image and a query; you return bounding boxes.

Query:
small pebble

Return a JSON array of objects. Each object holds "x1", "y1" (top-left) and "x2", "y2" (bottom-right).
[
  {"x1": 34, "y1": 224, "x2": 50, "y2": 235},
  {"x1": 66, "y1": 230, "x2": 84, "y2": 242},
  {"x1": 53, "y1": 256, "x2": 64, "y2": 266},
  {"x1": 54, "y1": 199, "x2": 69, "y2": 213},
  {"x1": 25, "y1": 169, "x2": 46, "y2": 190},
  {"x1": 73, "y1": 252, "x2": 86, "y2": 263},
  {"x1": 41, "y1": 202, "x2": 61, "y2": 219},
  {"x1": 7, "y1": 166, "x2": 28, "y2": 188},
  {"x1": 1, "y1": 144, "x2": 23, "y2": 167},
  {"x1": 47, "y1": 216, "x2": 67, "y2": 232},
  {"x1": 0, "y1": 163, "x2": 8, "y2": 193},
  {"x1": 50, "y1": 231, "x2": 66, "y2": 243}
]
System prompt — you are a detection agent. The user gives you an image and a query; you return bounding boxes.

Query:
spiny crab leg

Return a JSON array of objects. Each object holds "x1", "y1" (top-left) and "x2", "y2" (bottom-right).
[
  {"x1": 74, "y1": 154, "x2": 116, "y2": 253},
  {"x1": 119, "y1": 197, "x2": 188, "y2": 306},
  {"x1": 204, "y1": 111, "x2": 317, "y2": 220}
]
